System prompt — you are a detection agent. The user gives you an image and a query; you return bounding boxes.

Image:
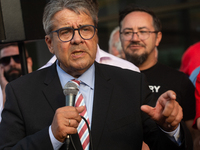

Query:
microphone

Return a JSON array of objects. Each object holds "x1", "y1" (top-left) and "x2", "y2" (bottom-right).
[
  {"x1": 63, "y1": 81, "x2": 79, "y2": 106},
  {"x1": 63, "y1": 81, "x2": 79, "y2": 150}
]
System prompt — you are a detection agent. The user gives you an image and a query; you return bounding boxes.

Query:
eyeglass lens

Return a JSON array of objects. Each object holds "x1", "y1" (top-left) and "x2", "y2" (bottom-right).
[
  {"x1": 122, "y1": 30, "x2": 151, "y2": 40},
  {"x1": 58, "y1": 25, "x2": 95, "y2": 42},
  {"x1": 0, "y1": 55, "x2": 20, "y2": 66}
]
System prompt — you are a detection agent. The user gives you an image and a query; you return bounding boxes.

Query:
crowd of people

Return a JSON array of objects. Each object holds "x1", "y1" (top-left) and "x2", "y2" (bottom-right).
[{"x1": 0, "y1": 0, "x2": 200, "y2": 150}]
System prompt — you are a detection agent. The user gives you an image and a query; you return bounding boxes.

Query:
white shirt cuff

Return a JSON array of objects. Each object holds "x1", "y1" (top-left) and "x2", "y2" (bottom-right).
[
  {"x1": 49, "y1": 126, "x2": 63, "y2": 150},
  {"x1": 160, "y1": 124, "x2": 181, "y2": 144}
]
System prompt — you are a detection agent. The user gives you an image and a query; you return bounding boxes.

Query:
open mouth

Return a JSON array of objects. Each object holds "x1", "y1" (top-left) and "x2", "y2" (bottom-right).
[
  {"x1": 73, "y1": 51, "x2": 83, "y2": 55},
  {"x1": 71, "y1": 51, "x2": 86, "y2": 58}
]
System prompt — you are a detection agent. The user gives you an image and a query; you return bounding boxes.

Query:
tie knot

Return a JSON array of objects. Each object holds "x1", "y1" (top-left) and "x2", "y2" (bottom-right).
[{"x1": 71, "y1": 79, "x2": 81, "y2": 87}]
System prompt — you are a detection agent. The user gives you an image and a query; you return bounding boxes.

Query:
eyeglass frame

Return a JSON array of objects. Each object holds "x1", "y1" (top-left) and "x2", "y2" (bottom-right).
[
  {"x1": 120, "y1": 30, "x2": 159, "y2": 41},
  {"x1": 50, "y1": 25, "x2": 97, "y2": 42}
]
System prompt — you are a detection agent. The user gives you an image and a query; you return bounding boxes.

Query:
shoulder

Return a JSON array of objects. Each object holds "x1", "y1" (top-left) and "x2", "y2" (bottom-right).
[
  {"x1": 8, "y1": 65, "x2": 53, "y2": 89},
  {"x1": 95, "y1": 62, "x2": 142, "y2": 81},
  {"x1": 157, "y1": 64, "x2": 194, "y2": 89},
  {"x1": 98, "y1": 49, "x2": 140, "y2": 72},
  {"x1": 156, "y1": 63, "x2": 187, "y2": 76},
  {"x1": 143, "y1": 63, "x2": 191, "y2": 85}
]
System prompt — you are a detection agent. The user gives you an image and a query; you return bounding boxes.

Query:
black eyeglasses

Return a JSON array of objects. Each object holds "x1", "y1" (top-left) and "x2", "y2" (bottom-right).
[
  {"x1": 120, "y1": 30, "x2": 159, "y2": 40},
  {"x1": 50, "y1": 25, "x2": 97, "y2": 42},
  {"x1": 0, "y1": 55, "x2": 21, "y2": 66}
]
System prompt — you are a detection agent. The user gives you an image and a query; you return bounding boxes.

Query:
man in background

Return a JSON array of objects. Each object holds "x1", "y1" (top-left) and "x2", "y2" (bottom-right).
[
  {"x1": 0, "y1": 43, "x2": 33, "y2": 121},
  {"x1": 108, "y1": 26, "x2": 125, "y2": 59},
  {"x1": 119, "y1": 4, "x2": 197, "y2": 149}
]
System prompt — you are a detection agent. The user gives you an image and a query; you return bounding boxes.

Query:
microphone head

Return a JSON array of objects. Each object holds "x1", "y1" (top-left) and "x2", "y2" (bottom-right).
[{"x1": 63, "y1": 81, "x2": 79, "y2": 96}]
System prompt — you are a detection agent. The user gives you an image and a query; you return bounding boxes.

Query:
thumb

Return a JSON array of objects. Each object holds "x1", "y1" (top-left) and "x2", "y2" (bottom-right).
[
  {"x1": 76, "y1": 106, "x2": 85, "y2": 114},
  {"x1": 141, "y1": 105, "x2": 155, "y2": 117}
]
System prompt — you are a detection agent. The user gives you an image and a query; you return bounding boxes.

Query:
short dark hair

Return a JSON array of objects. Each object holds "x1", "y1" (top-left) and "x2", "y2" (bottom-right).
[{"x1": 119, "y1": 4, "x2": 162, "y2": 32}]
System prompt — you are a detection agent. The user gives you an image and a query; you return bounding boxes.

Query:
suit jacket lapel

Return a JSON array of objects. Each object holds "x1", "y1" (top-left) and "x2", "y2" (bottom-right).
[
  {"x1": 91, "y1": 62, "x2": 113, "y2": 149},
  {"x1": 42, "y1": 63, "x2": 65, "y2": 111}
]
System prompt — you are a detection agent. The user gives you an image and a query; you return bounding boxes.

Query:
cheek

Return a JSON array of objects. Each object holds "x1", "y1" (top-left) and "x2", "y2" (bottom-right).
[
  {"x1": 88, "y1": 39, "x2": 98, "y2": 58},
  {"x1": 56, "y1": 44, "x2": 69, "y2": 57},
  {"x1": 122, "y1": 40, "x2": 129, "y2": 51},
  {"x1": 16, "y1": 64, "x2": 22, "y2": 69},
  {"x1": 122, "y1": 39, "x2": 128, "y2": 46},
  {"x1": 4, "y1": 66, "x2": 11, "y2": 72}
]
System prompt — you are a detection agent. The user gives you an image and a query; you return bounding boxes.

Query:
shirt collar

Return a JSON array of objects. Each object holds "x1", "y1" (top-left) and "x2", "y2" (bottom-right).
[
  {"x1": 95, "y1": 44, "x2": 111, "y2": 63},
  {"x1": 56, "y1": 60, "x2": 95, "y2": 90}
]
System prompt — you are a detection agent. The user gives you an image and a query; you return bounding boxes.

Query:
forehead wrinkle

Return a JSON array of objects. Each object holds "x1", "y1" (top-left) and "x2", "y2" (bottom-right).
[
  {"x1": 53, "y1": 10, "x2": 92, "y2": 30},
  {"x1": 138, "y1": 27, "x2": 150, "y2": 30}
]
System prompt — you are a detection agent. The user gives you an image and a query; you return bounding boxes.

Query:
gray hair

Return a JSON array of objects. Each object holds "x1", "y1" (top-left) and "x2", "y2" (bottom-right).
[
  {"x1": 43, "y1": 0, "x2": 99, "y2": 35},
  {"x1": 108, "y1": 26, "x2": 122, "y2": 54}
]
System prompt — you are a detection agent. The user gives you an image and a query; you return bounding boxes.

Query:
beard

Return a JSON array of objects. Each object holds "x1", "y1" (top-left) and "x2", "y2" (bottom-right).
[
  {"x1": 124, "y1": 42, "x2": 148, "y2": 67},
  {"x1": 125, "y1": 52, "x2": 148, "y2": 67},
  {"x1": 4, "y1": 68, "x2": 22, "y2": 82}
]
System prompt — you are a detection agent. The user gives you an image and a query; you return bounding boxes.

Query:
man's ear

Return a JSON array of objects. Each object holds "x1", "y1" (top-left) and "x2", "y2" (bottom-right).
[
  {"x1": 26, "y1": 57, "x2": 33, "y2": 73},
  {"x1": 45, "y1": 35, "x2": 55, "y2": 54},
  {"x1": 155, "y1": 31, "x2": 162, "y2": 47}
]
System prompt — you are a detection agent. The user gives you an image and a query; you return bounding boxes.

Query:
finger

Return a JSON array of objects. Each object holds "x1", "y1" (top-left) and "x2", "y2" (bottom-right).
[
  {"x1": 51, "y1": 107, "x2": 80, "y2": 142},
  {"x1": 54, "y1": 106, "x2": 80, "y2": 125},
  {"x1": 157, "y1": 91, "x2": 176, "y2": 117},
  {"x1": 64, "y1": 118, "x2": 79, "y2": 128},
  {"x1": 162, "y1": 90, "x2": 176, "y2": 100},
  {"x1": 141, "y1": 105, "x2": 155, "y2": 118},
  {"x1": 165, "y1": 101, "x2": 178, "y2": 123},
  {"x1": 170, "y1": 105, "x2": 183, "y2": 127},
  {"x1": 61, "y1": 106, "x2": 83, "y2": 123},
  {"x1": 53, "y1": 125, "x2": 78, "y2": 142},
  {"x1": 162, "y1": 100, "x2": 174, "y2": 118},
  {"x1": 76, "y1": 106, "x2": 85, "y2": 113}
]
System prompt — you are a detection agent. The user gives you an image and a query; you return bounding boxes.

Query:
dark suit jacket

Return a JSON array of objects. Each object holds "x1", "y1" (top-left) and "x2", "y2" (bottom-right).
[{"x1": 0, "y1": 62, "x2": 186, "y2": 150}]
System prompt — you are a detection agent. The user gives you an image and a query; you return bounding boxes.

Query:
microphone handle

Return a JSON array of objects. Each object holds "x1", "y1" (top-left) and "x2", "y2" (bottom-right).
[
  {"x1": 65, "y1": 93, "x2": 76, "y2": 150},
  {"x1": 66, "y1": 93, "x2": 76, "y2": 106}
]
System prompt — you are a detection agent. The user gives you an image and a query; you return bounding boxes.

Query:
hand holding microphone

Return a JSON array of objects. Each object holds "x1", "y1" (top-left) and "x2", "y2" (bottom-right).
[{"x1": 51, "y1": 81, "x2": 84, "y2": 143}]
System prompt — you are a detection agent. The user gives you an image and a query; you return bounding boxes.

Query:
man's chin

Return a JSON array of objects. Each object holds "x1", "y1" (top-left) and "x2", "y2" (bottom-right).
[{"x1": 5, "y1": 73, "x2": 21, "y2": 82}]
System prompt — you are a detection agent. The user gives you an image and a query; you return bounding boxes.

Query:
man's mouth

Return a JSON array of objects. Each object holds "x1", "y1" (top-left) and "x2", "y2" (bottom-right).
[
  {"x1": 71, "y1": 51, "x2": 86, "y2": 58},
  {"x1": 73, "y1": 51, "x2": 83, "y2": 55}
]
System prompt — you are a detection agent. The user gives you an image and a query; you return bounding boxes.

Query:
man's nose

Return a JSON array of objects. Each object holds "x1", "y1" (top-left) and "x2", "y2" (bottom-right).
[
  {"x1": 131, "y1": 32, "x2": 140, "y2": 41},
  {"x1": 70, "y1": 30, "x2": 83, "y2": 44},
  {"x1": 9, "y1": 57, "x2": 16, "y2": 66}
]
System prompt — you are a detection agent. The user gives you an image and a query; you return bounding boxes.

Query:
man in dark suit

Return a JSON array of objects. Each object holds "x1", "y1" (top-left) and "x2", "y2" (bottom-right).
[{"x1": 0, "y1": 0, "x2": 185, "y2": 149}]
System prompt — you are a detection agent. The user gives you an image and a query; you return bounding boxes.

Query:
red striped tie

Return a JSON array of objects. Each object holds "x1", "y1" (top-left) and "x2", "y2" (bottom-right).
[{"x1": 71, "y1": 79, "x2": 90, "y2": 150}]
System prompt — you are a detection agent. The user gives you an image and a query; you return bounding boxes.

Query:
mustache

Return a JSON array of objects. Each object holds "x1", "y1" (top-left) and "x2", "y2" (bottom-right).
[
  {"x1": 127, "y1": 42, "x2": 145, "y2": 48},
  {"x1": 69, "y1": 46, "x2": 89, "y2": 52},
  {"x1": 6, "y1": 68, "x2": 21, "y2": 74}
]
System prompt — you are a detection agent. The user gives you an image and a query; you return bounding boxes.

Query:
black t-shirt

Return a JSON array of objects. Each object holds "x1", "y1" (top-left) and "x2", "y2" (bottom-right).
[{"x1": 141, "y1": 62, "x2": 195, "y2": 121}]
